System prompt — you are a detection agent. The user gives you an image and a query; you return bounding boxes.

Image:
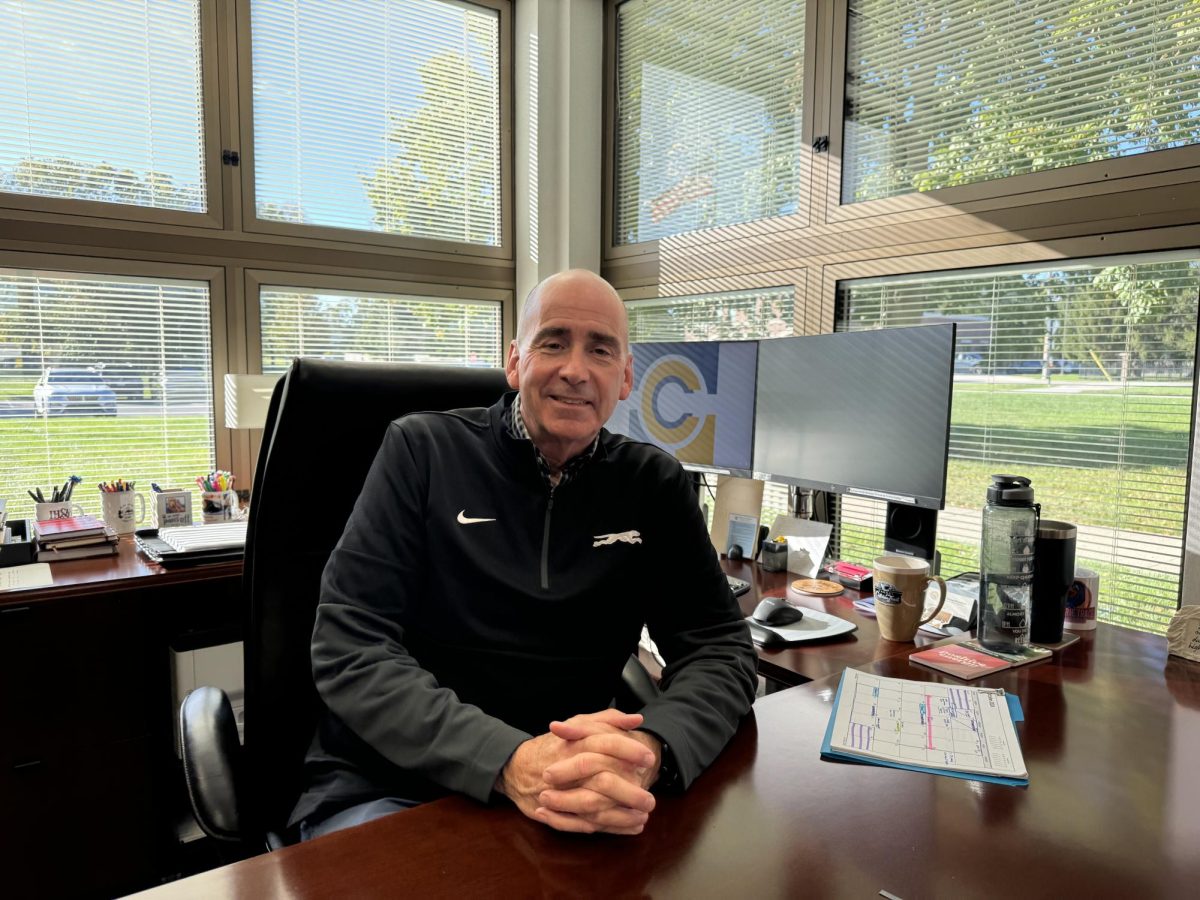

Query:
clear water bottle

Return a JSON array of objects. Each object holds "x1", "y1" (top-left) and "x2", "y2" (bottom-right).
[{"x1": 978, "y1": 475, "x2": 1039, "y2": 652}]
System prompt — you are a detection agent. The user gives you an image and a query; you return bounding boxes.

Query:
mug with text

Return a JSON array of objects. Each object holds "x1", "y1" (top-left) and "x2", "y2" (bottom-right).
[
  {"x1": 100, "y1": 490, "x2": 147, "y2": 535},
  {"x1": 873, "y1": 555, "x2": 946, "y2": 642},
  {"x1": 34, "y1": 500, "x2": 85, "y2": 522}
]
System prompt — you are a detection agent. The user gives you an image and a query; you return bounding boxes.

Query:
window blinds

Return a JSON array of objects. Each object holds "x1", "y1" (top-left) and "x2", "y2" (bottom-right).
[
  {"x1": 614, "y1": 0, "x2": 807, "y2": 245},
  {"x1": 836, "y1": 253, "x2": 1200, "y2": 634},
  {"x1": 0, "y1": 0, "x2": 206, "y2": 212},
  {"x1": 0, "y1": 269, "x2": 215, "y2": 523},
  {"x1": 843, "y1": 0, "x2": 1200, "y2": 203},
  {"x1": 626, "y1": 287, "x2": 797, "y2": 528},
  {"x1": 250, "y1": 0, "x2": 501, "y2": 245},
  {"x1": 259, "y1": 287, "x2": 503, "y2": 373}
]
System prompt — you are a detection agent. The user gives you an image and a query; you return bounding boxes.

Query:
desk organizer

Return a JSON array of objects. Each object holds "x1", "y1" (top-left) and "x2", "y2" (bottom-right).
[{"x1": 0, "y1": 519, "x2": 37, "y2": 567}]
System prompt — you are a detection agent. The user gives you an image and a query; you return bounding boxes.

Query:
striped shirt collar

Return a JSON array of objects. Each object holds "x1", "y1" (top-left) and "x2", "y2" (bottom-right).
[{"x1": 506, "y1": 393, "x2": 598, "y2": 488}]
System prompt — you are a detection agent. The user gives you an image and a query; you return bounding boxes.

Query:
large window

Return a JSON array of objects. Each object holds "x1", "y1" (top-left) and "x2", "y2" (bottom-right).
[
  {"x1": 0, "y1": 0, "x2": 207, "y2": 213},
  {"x1": 250, "y1": 0, "x2": 502, "y2": 244},
  {"x1": 843, "y1": 0, "x2": 1200, "y2": 203},
  {"x1": 613, "y1": 0, "x2": 807, "y2": 245},
  {"x1": 0, "y1": 268, "x2": 215, "y2": 522},
  {"x1": 836, "y1": 253, "x2": 1200, "y2": 634},
  {"x1": 259, "y1": 286, "x2": 503, "y2": 373}
]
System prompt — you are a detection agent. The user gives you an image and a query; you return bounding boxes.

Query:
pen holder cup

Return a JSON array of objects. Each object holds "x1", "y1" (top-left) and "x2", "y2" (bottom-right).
[
  {"x1": 201, "y1": 490, "x2": 238, "y2": 524},
  {"x1": 35, "y1": 500, "x2": 85, "y2": 522},
  {"x1": 100, "y1": 491, "x2": 146, "y2": 535},
  {"x1": 760, "y1": 541, "x2": 789, "y2": 573}
]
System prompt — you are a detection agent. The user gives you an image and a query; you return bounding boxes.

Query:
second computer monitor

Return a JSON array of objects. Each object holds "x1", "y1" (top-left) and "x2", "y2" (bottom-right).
[
  {"x1": 608, "y1": 340, "x2": 758, "y2": 476},
  {"x1": 753, "y1": 324, "x2": 955, "y2": 509}
]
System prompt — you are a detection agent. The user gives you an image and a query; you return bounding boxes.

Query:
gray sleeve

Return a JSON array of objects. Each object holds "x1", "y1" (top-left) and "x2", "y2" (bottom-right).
[
  {"x1": 311, "y1": 422, "x2": 529, "y2": 802},
  {"x1": 637, "y1": 467, "x2": 758, "y2": 789}
]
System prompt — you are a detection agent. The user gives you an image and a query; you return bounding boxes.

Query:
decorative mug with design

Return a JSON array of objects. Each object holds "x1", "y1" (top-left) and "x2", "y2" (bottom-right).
[
  {"x1": 873, "y1": 555, "x2": 947, "y2": 642},
  {"x1": 100, "y1": 491, "x2": 147, "y2": 535},
  {"x1": 200, "y1": 490, "x2": 238, "y2": 524}
]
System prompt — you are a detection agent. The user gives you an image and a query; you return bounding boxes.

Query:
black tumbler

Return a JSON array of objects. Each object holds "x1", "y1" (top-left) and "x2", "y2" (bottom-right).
[{"x1": 1031, "y1": 520, "x2": 1077, "y2": 644}]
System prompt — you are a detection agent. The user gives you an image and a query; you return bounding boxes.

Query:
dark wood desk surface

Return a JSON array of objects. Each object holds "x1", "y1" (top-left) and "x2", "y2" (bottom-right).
[
  {"x1": 723, "y1": 558, "x2": 943, "y2": 686},
  {"x1": 0, "y1": 535, "x2": 242, "y2": 608},
  {"x1": 140, "y1": 624, "x2": 1200, "y2": 900}
]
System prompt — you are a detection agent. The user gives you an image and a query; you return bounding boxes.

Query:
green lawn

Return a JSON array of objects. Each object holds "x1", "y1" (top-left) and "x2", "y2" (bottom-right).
[
  {"x1": 944, "y1": 385, "x2": 1191, "y2": 534},
  {"x1": 0, "y1": 378, "x2": 36, "y2": 400},
  {"x1": 0, "y1": 415, "x2": 213, "y2": 520},
  {"x1": 839, "y1": 521, "x2": 1176, "y2": 635}
]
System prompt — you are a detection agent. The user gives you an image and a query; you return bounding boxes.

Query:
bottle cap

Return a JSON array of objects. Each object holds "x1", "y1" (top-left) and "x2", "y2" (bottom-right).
[{"x1": 987, "y1": 474, "x2": 1034, "y2": 505}]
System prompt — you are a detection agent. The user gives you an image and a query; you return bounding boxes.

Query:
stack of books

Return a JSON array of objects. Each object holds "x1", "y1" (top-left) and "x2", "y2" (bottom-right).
[{"x1": 34, "y1": 514, "x2": 119, "y2": 561}]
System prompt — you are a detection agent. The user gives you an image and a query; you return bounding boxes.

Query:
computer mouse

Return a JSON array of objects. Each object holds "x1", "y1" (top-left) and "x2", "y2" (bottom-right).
[
  {"x1": 752, "y1": 598, "x2": 804, "y2": 627},
  {"x1": 727, "y1": 543, "x2": 744, "y2": 561}
]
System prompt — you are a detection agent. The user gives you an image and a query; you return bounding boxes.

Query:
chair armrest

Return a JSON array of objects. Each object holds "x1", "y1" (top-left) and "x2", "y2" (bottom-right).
[
  {"x1": 180, "y1": 685, "x2": 244, "y2": 842},
  {"x1": 617, "y1": 654, "x2": 662, "y2": 710}
]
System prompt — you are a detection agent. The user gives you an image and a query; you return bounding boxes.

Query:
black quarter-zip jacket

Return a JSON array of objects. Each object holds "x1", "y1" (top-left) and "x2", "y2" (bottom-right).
[{"x1": 291, "y1": 394, "x2": 757, "y2": 827}]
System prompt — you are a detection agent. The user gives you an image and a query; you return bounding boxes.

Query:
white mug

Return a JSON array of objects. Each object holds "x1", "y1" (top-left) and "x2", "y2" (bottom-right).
[
  {"x1": 100, "y1": 491, "x2": 147, "y2": 535},
  {"x1": 201, "y1": 490, "x2": 238, "y2": 524},
  {"x1": 35, "y1": 500, "x2": 85, "y2": 522}
]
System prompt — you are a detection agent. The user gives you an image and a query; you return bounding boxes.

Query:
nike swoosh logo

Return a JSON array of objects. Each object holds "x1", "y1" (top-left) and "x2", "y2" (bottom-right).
[{"x1": 457, "y1": 510, "x2": 496, "y2": 525}]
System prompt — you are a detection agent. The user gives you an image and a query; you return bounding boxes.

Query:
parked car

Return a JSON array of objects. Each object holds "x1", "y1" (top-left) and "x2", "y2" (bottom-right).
[
  {"x1": 32, "y1": 367, "x2": 118, "y2": 416},
  {"x1": 954, "y1": 352, "x2": 986, "y2": 374},
  {"x1": 1002, "y1": 358, "x2": 1079, "y2": 375}
]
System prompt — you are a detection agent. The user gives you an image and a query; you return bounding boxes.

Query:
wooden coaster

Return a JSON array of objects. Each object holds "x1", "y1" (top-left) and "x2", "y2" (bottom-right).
[{"x1": 791, "y1": 578, "x2": 845, "y2": 596}]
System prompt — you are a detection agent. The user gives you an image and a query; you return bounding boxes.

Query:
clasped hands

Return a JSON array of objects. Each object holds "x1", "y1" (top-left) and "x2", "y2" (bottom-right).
[{"x1": 497, "y1": 709, "x2": 661, "y2": 835}]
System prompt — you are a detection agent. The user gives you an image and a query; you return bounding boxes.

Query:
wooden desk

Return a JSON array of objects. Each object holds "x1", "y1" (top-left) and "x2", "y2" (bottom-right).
[
  {"x1": 0, "y1": 539, "x2": 242, "y2": 898},
  {"x1": 723, "y1": 559, "x2": 943, "y2": 687},
  {"x1": 140, "y1": 624, "x2": 1200, "y2": 899}
]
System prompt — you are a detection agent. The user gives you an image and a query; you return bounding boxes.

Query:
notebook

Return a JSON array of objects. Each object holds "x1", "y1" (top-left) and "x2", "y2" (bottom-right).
[{"x1": 34, "y1": 514, "x2": 108, "y2": 542}]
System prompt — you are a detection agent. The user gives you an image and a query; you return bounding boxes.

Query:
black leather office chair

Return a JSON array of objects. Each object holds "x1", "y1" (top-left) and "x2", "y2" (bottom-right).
[{"x1": 180, "y1": 358, "x2": 659, "y2": 851}]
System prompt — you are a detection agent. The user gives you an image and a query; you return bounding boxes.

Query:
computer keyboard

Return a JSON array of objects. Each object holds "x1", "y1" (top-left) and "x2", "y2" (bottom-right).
[{"x1": 727, "y1": 575, "x2": 751, "y2": 597}]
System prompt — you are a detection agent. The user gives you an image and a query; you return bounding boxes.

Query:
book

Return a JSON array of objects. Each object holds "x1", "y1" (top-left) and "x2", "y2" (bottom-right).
[
  {"x1": 910, "y1": 639, "x2": 1052, "y2": 681},
  {"x1": 34, "y1": 514, "x2": 108, "y2": 542},
  {"x1": 37, "y1": 540, "x2": 119, "y2": 561},
  {"x1": 35, "y1": 527, "x2": 118, "y2": 550},
  {"x1": 822, "y1": 667, "x2": 1028, "y2": 785}
]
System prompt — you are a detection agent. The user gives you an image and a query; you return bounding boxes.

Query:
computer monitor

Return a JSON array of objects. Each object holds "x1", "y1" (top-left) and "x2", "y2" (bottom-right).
[
  {"x1": 752, "y1": 324, "x2": 955, "y2": 510},
  {"x1": 608, "y1": 340, "x2": 758, "y2": 477}
]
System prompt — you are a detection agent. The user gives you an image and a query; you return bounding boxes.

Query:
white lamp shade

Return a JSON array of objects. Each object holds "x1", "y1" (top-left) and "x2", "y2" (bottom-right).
[{"x1": 224, "y1": 374, "x2": 279, "y2": 429}]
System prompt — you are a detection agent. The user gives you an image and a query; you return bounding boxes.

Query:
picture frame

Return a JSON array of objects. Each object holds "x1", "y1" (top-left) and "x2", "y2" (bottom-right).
[{"x1": 154, "y1": 490, "x2": 194, "y2": 529}]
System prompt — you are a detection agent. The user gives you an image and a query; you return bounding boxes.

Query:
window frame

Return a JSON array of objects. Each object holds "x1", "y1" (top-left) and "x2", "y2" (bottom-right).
[
  {"x1": 602, "y1": 0, "x2": 820, "y2": 262},
  {"x1": 234, "y1": 0, "x2": 514, "y2": 261},
  {"x1": 0, "y1": 0, "x2": 225, "y2": 231},
  {"x1": 822, "y1": 0, "x2": 1200, "y2": 228},
  {"x1": 244, "y1": 267, "x2": 513, "y2": 376}
]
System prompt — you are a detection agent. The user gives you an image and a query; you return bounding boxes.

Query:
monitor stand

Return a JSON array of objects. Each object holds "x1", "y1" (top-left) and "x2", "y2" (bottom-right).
[{"x1": 883, "y1": 501, "x2": 939, "y2": 571}]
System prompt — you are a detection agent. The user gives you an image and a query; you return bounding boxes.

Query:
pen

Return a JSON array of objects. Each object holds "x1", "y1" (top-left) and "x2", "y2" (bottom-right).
[{"x1": 27, "y1": 490, "x2": 40, "y2": 503}]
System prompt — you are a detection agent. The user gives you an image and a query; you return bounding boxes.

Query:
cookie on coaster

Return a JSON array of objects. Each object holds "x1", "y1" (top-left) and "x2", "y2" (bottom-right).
[{"x1": 791, "y1": 578, "x2": 844, "y2": 596}]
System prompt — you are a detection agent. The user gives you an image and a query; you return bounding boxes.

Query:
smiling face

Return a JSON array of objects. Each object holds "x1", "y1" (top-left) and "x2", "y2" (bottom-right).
[{"x1": 506, "y1": 270, "x2": 634, "y2": 471}]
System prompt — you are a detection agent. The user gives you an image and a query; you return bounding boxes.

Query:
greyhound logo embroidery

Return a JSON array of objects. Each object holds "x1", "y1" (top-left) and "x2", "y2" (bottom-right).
[{"x1": 593, "y1": 530, "x2": 642, "y2": 547}]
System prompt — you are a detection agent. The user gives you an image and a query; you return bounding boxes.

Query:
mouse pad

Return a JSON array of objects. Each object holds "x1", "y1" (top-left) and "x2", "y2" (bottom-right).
[{"x1": 745, "y1": 605, "x2": 857, "y2": 643}]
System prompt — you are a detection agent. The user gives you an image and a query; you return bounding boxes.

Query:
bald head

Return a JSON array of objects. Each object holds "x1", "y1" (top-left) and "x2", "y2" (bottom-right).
[{"x1": 517, "y1": 269, "x2": 628, "y2": 353}]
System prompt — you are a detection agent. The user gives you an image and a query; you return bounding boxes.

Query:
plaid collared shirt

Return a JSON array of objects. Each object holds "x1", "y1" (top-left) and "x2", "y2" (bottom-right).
[{"x1": 506, "y1": 393, "x2": 598, "y2": 488}]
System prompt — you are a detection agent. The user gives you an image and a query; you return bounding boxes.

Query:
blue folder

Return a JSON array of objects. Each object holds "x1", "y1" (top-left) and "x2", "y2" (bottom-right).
[{"x1": 819, "y1": 669, "x2": 1029, "y2": 787}]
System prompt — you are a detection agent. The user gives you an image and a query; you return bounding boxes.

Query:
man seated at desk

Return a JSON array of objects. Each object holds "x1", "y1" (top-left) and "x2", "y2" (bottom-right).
[{"x1": 291, "y1": 269, "x2": 757, "y2": 839}]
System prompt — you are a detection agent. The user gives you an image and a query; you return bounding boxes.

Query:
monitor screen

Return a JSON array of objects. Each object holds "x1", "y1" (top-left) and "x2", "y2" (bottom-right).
[
  {"x1": 753, "y1": 324, "x2": 955, "y2": 509},
  {"x1": 608, "y1": 340, "x2": 758, "y2": 476}
]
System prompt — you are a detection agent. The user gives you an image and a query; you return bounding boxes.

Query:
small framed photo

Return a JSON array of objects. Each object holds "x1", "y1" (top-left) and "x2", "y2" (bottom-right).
[{"x1": 154, "y1": 490, "x2": 194, "y2": 529}]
